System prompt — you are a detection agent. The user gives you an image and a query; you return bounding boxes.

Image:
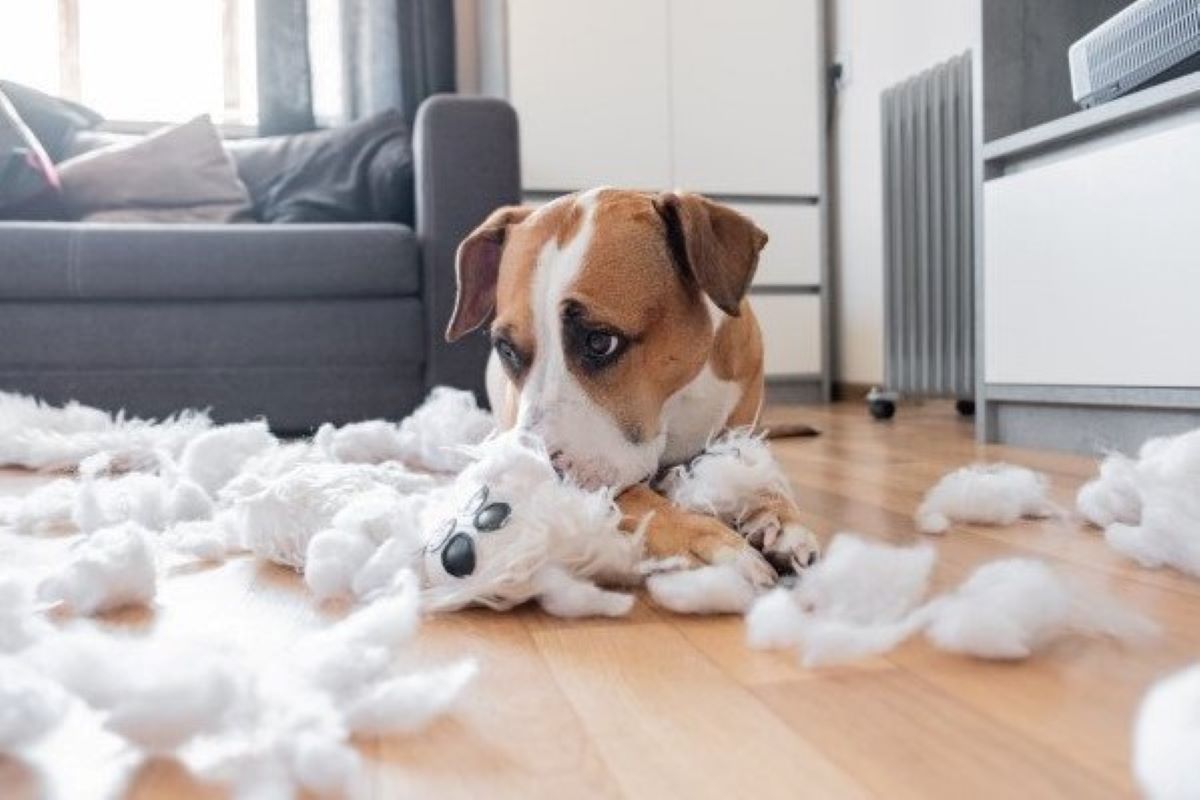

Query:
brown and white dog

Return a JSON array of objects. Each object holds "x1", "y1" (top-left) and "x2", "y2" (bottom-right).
[{"x1": 446, "y1": 188, "x2": 820, "y2": 586}]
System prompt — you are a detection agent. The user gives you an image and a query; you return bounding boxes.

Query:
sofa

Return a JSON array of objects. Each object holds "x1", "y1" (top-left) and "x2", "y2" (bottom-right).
[{"x1": 0, "y1": 96, "x2": 519, "y2": 433}]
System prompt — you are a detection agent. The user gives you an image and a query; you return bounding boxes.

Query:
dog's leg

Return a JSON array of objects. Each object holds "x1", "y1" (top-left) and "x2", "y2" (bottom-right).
[
  {"x1": 736, "y1": 492, "x2": 822, "y2": 576},
  {"x1": 617, "y1": 484, "x2": 778, "y2": 588}
]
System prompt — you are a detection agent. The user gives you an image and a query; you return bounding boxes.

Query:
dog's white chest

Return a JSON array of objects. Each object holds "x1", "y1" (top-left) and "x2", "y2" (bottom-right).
[{"x1": 659, "y1": 366, "x2": 742, "y2": 467}]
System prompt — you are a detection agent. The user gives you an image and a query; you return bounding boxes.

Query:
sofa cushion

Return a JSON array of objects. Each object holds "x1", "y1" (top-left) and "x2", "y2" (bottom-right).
[
  {"x1": 0, "y1": 222, "x2": 419, "y2": 300},
  {"x1": 0, "y1": 81, "x2": 103, "y2": 162},
  {"x1": 0, "y1": 88, "x2": 63, "y2": 219},
  {"x1": 56, "y1": 116, "x2": 254, "y2": 223},
  {"x1": 225, "y1": 110, "x2": 414, "y2": 224}
]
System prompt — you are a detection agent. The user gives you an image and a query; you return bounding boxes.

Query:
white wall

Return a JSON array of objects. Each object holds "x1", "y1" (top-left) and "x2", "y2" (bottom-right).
[{"x1": 830, "y1": 0, "x2": 979, "y2": 384}]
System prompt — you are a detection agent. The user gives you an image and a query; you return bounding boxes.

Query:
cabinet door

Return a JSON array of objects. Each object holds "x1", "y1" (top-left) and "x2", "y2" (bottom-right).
[
  {"x1": 668, "y1": 0, "x2": 822, "y2": 196},
  {"x1": 984, "y1": 115, "x2": 1200, "y2": 388},
  {"x1": 507, "y1": 0, "x2": 672, "y2": 190},
  {"x1": 724, "y1": 201, "x2": 821, "y2": 287},
  {"x1": 750, "y1": 295, "x2": 822, "y2": 377}
]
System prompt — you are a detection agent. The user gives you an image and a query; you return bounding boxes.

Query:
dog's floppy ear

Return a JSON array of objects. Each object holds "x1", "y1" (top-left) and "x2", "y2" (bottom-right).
[
  {"x1": 446, "y1": 205, "x2": 534, "y2": 342},
  {"x1": 653, "y1": 192, "x2": 768, "y2": 317}
]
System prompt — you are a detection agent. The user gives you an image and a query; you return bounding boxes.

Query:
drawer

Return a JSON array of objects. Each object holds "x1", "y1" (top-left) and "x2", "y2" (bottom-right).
[
  {"x1": 984, "y1": 113, "x2": 1200, "y2": 387},
  {"x1": 749, "y1": 294, "x2": 822, "y2": 377},
  {"x1": 725, "y1": 201, "x2": 821, "y2": 287}
]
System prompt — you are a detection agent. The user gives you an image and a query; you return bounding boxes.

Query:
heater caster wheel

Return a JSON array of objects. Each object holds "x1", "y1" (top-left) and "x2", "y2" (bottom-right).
[
  {"x1": 955, "y1": 399, "x2": 976, "y2": 417},
  {"x1": 868, "y1": 398, "x2": 896, "y2": 421}
]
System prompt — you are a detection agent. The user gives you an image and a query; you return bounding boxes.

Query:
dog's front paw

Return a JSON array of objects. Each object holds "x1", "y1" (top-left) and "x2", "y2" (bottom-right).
[
  {"x1": 686, "y1": 516, "x2": 778, "y2": 589},
  {"x1": 739, "y1": 507, "x2": 821, "y2": 576}
]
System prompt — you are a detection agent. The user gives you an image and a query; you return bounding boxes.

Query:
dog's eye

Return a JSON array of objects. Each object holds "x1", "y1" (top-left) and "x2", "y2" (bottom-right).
[
  {"x1": 585, "y1": 331, "x2": 621, "y2": 358},
  {"x1": 493, "y1": 337, "x2": 524, "y2": 373}
]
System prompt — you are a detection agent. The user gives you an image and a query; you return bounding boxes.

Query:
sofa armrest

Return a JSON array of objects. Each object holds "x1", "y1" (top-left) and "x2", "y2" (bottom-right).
[{"x1": 414, "y1": 95, "x2": 520, "y2": 402}]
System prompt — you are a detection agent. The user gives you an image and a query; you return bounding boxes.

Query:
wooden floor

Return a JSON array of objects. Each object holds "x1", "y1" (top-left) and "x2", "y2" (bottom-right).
[{"x1": 2, "y1": 401, "x2": 1198, "y2": 799}]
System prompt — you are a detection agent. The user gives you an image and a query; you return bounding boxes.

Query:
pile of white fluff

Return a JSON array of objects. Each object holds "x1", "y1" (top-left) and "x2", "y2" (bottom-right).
[
  {"x1": 0, "y1": 390, "x2": 791, "y2": 622},
  {"x1": 745, "y1": 533, "x2": 1156, "y2": 667},
  {"x1": 916, "y1": 463, "x2": 1056, "y2": 535},
  {"x1": 1077, "y1": 427, "x2": 1200, "y2": 578},
  {"x1": 1133, "y1": 663, "x2": 1200, "y2": 800},
  {"x1": 0, "y1": 574, "x2": 477, "y2": 798}
]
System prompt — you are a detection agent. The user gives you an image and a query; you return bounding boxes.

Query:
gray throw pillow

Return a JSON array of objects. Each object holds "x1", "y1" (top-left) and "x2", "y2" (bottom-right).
[{"x1": 56, "y1": 115, "x2": 253, "y2": 223}]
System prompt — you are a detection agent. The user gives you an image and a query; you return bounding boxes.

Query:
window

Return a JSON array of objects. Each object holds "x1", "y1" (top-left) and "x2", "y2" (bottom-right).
[{"x1": 0, "y1": 0, "x2": 258, "y2": 127}]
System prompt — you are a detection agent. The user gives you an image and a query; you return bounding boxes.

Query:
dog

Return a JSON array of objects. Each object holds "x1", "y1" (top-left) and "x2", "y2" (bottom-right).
[{"x1": 445, "y1": 188, "x2": 820, "y2": 586}]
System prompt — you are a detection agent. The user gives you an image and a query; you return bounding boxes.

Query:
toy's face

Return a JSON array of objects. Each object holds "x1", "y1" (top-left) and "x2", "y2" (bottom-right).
[{"x1": 423, "y1": 484, "x2": 514, "y2": 584}]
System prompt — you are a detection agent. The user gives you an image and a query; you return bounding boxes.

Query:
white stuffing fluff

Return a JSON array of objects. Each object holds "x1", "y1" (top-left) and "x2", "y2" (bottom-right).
[
  {"x1": 0, "y1": 391, "x2": 211, "y2": 472},
  {"x1": 533, "y1": 565, "x2": 635, "y2": 617},
  {"x1": 645, "y1": 563, "x2": 757, "y2": 614},
  {"x1": 0, "y1": 578, "x2": 51, "y2": 653},
  {"x1": 745, "y1": 535, "x2": 1153, "y2": 667},
  {"x1": 388, "y1": 386, "x2": 495, "y2": 473},
  {"x1": 179, "y1": 421, "x2": 277, "y2": 495},
  {"x1": 1078, "y1": 428, "x2": 1200, "y2": 578},
  {"x1": 37, "y1": 522, "x2": 157, "y2": 615},
  {"x1": 656, "y1": 429, "x2": 792, "y2": 527},
  {"x1": 0, "y1": 656, "x2": 69, "y2": 751},
  {"x1": 0, "y1": 478, "x2": 78, "y2": 535},
  {"x1": 28, "y1": 630, "x2": 243, "y2": 750},
  {"x1": 1133, "y1": 663, "x2": 1200, "y2": 800},
  {"x1": 916, "y1": 463, "x2": 1055, "y2": 534},
  {"x1": 923, "y1": 558, "x2": 1157, "y2": 659}
]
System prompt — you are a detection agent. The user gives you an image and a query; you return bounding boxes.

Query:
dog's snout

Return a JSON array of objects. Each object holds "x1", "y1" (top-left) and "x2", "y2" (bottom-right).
[
  {"x1": 441, "y1": 533, "x2": 476, "y2": 577},
  {"x1": 549, "y1": 450, "x2": 568, "y2": 478}
]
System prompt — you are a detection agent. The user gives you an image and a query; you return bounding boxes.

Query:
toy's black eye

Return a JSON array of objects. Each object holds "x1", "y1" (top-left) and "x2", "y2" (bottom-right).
[
  {"x1": 585, "y1": 331, "x2": 621, "y2": 358},
  {"x1": 474, "y1": 501, "x2": 511, "y2": 532},
  {"x1": 464, "y1": 485, "x2": 488, "y2": 514}
]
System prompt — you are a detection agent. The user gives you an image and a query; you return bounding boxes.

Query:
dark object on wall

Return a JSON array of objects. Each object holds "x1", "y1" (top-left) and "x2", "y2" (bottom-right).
[
  {"x1": 0, "y1": 88, "x2": 63, "y2": 219},
  {"x1": 875, "y1": 52, "x2": 975, "y2": 421},
  {"x1": 1069, "y1": 0, "x2": 1200, "y2": 108},
  {"x1": 256, "y1": 0, "x2": 456, "y2": 135},
  {"x1": 252, "y1": 109, "x2": 415, "y2": 224},
  {"x1": 0, "y1": 81, "x2": 103, "y2": 162}
]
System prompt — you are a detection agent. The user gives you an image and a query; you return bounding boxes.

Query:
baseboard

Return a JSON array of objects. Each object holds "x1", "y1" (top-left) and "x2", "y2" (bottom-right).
[
  {"x1": 832, "y1": 381, "x2": 874, "y2": 402},
  {"x1": 765, "y1": 376, "x2": 826, "y2": 405}
]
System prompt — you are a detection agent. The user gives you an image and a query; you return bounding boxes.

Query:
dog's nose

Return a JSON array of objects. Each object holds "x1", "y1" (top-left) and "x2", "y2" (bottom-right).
[
  {"x1": 441, "y1": 533, "x2": 476, "y2": 577},
  {"x1": 549, "y1": 450, "x2": 568, "y2": 479}
]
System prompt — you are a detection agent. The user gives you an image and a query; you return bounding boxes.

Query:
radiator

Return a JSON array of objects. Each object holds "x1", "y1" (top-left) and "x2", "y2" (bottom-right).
[{"x1": 880, "y1": 51, "x2": 975, "y2": 399}]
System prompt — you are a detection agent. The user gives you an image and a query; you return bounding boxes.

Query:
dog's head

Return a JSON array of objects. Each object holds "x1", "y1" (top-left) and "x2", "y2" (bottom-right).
[{"x1": 446, "y1": 188, "x2": 767, "y2": 491}]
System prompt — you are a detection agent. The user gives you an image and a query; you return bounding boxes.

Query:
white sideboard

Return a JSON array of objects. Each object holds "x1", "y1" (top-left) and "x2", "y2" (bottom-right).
[
  {"x1": 979, "y1": 73, "x2": 1200, "y2": 453},
  {"x1": 507, "y1": 0, "x2": 828, "y2": 398}
]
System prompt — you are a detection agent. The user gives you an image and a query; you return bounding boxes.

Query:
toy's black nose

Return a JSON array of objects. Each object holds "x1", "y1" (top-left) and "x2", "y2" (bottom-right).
[{"x1": 441, "y1": 533, "x2": 476, "y2": 577}]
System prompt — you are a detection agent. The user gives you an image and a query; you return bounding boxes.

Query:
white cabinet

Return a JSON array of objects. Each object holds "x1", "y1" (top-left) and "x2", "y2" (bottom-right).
[
  {"x1": 751, "y1": 295, "x2": 822, "y2": 376},
  {"x1": 725, "y1": 201, "x2": 821, "y2": 287},
  {"x1": 668, "y1": 0, "x2": 821, "y2": 196},
  {"x1": 507, "y1": 0, "x2": 672, "y2": 189},
  {"x1": 985, "y1": 112, "x2": 1200, "y2": 388}
]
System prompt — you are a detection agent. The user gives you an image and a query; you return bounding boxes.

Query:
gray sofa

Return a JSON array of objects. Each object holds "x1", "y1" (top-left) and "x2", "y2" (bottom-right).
[{"x1": 0, "y1": 96, "x2": 519, "y2": 432}]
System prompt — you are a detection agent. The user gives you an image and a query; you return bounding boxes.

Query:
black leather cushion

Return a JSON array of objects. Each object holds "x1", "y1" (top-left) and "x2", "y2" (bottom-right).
[
  {"x1": 0, "y1": 81, "x2": 102, "y2": 162},
  {"x1": 0, "y1": 87, "x2": 63, "y2": 219},
  {"x1": 226, "y1": 109, "x2": 414, "y2": 225}
]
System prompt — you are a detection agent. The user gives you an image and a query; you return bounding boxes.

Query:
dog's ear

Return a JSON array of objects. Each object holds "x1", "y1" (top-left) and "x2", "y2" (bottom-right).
[
  {"x1": 447, "y1": 206, "x2": 534, "y2": 342},
  {"x1": 653, "y1": 192, "x2": 768, "y2": 317}
]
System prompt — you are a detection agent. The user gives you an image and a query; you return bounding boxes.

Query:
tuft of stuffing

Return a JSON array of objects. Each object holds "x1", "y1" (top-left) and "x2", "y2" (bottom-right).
[
  {"x1": 28, "y1": 630, "x2": 243, "y2": 750},
  {"x1": 1, "y1": 479, "x2": 78, "y2": 536},
  {"x1": 1079, "y1": 428, "x2": 1200, "y2": 579},
  {"x1": 923, "y1": 558, "x2": 1157, "y2": 659},
  {"x1": 179, "y1": 421, "x2": 277, "y2": 496},
  {"x1": 533, "y1": 566, "x2": 636, "y2": 618},
  {"x1": 0, "y1": 656, "x2": 69, "y2": 751},
  {"x1": 1133, "y1": 663, "x2": 1200, "y2": 800},
  {"x1": 916, "y1": 463, "x2": 1055, "y2": 535},
  {"x1": 0, "y1": 392, "x2": 211, "y2": 472},
  {"x1": 656, "y1": 430, "x2": 792, "y2": 526},
  {"x1": 745, "y1": 536, "x2": 1154, "y2": 667},
  {"x1": 0, "y1": 578, "x2": 51, "y2": 654},
  {"x1": 37, "y1": 522, "x2": 157, "y2": 615},
  {"x1": 645, "y1": 563, "x2": 757, "y2": 614},
  {"x1": 390, "y1": 386, "x2": 495, "y2": 473}
]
